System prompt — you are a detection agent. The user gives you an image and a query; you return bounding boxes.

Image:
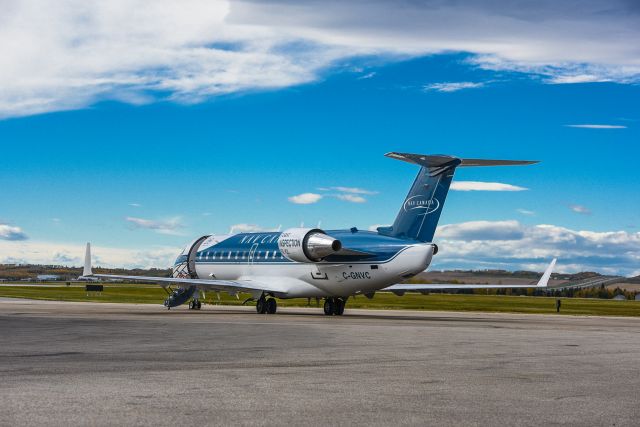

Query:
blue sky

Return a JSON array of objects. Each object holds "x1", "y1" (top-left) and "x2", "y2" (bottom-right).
[{"x1": 0, "y1": 1, "x2": 639, "y2": 274}]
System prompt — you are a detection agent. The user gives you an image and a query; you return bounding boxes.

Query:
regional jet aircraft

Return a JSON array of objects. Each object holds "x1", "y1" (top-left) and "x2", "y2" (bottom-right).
[{"x1": 85, "y1": 152, "x2": 556, "y2": 315}]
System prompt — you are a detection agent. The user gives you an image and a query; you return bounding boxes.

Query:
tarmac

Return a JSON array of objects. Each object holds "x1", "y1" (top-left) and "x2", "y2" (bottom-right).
[{"x1": 1, "y1": 298, "x2": 639, "y2": 426}]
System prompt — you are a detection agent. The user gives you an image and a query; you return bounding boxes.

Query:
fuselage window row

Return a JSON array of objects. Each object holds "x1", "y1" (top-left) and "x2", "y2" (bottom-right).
[{"x1": 197, "y1": 248, "x2": 286, "y2": 261}]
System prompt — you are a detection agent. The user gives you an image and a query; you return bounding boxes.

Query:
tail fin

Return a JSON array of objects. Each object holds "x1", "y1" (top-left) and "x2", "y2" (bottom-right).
[
  {"x1": 379, "y1": 152, "x2": 537, "y2": 242},
  {"x1": 83, "y1": 242, "x2": 92, "y2": 276}
]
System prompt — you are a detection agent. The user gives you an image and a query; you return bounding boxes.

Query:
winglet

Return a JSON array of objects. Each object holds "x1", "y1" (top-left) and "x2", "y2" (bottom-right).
[
  {"x1": 83, "y1": 242, "x2": 93, "y2": 276},
  {"x1": 536, "y1": 258, "x2": 557, "y2": 288}
]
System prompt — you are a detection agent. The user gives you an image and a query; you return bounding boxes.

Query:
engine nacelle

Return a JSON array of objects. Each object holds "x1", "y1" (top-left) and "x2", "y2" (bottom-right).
[{"x1": 278, "y1": 228, "x2": 342, "y2": 263}]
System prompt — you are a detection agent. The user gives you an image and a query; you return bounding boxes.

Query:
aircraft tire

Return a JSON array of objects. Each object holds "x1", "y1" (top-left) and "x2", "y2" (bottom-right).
[
  {"x1": 335, "y1": 298, "x2": 345, "y2": 316},
  {"x1": 323, "y1": 298, "x2": 335, "y2": 315},
  {"x1": 197, "y1": 301, "x2": 202, "y2": 310},
  {"x1": 256, "y1": 298, "x2": 267, "y2": 314},
  {"x1": 266, "y1": 298, "x2": 277, "y2": 314}
]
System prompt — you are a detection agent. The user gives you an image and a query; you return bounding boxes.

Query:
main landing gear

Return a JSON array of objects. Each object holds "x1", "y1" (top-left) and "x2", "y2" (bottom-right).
[
  {"x1": 188, "y1": 300, "x2": 202, "y2": 310},
  {"x1": 256, "y1": 295, "x2": 277, "y2": 314},
  {"x1": 324, "y1": 297, "x2": 346, "y2": 316}
]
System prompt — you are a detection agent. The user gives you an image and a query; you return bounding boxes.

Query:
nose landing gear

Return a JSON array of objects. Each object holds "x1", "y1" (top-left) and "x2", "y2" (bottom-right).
[{"x1": 323, "y1": 297, "x2": 346, "y2": 316}]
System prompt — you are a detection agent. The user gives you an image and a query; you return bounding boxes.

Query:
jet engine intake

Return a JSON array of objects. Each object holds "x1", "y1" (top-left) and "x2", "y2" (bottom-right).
[{"x1": 278, "y1": 228, "x2": 342, "y2": 262}]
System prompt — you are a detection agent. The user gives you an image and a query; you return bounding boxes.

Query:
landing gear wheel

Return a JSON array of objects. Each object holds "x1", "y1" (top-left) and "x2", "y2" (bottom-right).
[
  {"x1": 266, "y1": 298, "x2": 277, "y2": 314},
  {"x1": 335, "y1": 298, "x2": 345, "y2": 316},
  {"x1": 197, "y1": 301, "x2": 202, "y2": 310},
  {"x1": 323, "y1": 298, "x2": 335, "y2": 315},
  {"x1": 188, "y1": 301, "x2": 194, "y2": 310},
  {"x1": 256, "y1": 297, "x2": 267, "y2": 314}
]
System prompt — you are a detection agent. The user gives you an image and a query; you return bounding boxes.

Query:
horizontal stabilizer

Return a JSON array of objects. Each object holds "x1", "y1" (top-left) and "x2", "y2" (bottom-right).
[{"x1": 385, "y1": 152, "x2": 538, "y2": 168}]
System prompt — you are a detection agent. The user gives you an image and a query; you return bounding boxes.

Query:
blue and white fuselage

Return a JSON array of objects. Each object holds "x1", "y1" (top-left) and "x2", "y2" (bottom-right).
[{"x1": 173, "y1": 230, "x2": 435, "y2": 298}]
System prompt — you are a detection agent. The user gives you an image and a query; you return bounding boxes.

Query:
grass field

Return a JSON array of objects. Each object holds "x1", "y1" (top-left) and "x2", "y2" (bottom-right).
[{"x1": 1, "y1": 284, "x2": 639, "y2": 316}]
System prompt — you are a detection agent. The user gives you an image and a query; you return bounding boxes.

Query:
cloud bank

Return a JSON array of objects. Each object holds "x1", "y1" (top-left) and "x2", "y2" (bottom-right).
[
  {"x1": 433, "y1": 220, "x2": 640, "y2": 276},
  {"x1": 1, "y1": 220, "x2": 639, "y2": 274},
  {"x1": 2, "y1": 0, "x2": 640, "y2": 118},
  {"x1": 0, "y1": 240, "x2": 178, "y2": 269}
]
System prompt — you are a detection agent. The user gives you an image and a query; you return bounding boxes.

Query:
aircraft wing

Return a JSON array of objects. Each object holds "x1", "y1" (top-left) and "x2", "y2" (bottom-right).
[
  {"x1": 382, "y1": 259, "x2": 556, "y2": 294},
  {"x1": 91, "y1": 273, "x2": 288, "y2": 295}
]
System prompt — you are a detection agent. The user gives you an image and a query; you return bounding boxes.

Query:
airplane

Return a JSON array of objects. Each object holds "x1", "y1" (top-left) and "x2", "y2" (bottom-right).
[{"x1": 84, "y1": 152, "x2": 557, "y2": 315}]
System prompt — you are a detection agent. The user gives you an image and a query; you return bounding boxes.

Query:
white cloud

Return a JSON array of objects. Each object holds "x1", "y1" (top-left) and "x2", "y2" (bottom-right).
[
  {"x1": 336, "y1": 194, "x2": 367, "y2": 203},
  {"x1": 550, "y1": 75, "x2": 609, "y2": 84},
  {"x1": 432, "y1": 220, "x2": 640, "y2": 276},
  {"x1": 125, "y1": 216, "x2": 185, "y2": 235},
  {"x1": 129, "y1": 203, "x2": 142, "y2": 207},
  {"x1": 450, "y1": 181, "x2": 528, "y2": 191},
  {"x1": 0, "y1": 224, "x2": 28, "y2": 241},
  {"x1": 569, "y1": 204, "x2": 591, "y2": 215},
  {"x1": 357, "y1": 72, "x2": 376, "y2": 80},
  {"x1": 321, "y1": 186, "x2": 378, "y2": 195},
  {"x1": 423, "y1": 82, "x2": 484, "y2": 92},
  {"x1": 517, "y1": 209, "x2": 535, "y2": 216},
  {"x1": 228, "y1": 223, "x2": 279, "y2": 234},
  {"x1": 0, "y1": 240, "x2": 178, "y2": 268},
  {"x1": 288, "y1": 193, "x2": 323, "y2": 204},
  {"x1": 565, "y1": 124, "x2": 627, "y2": 129},
  {"x1": 2, "y1": 0, "x2": 640, "y2": 118}
]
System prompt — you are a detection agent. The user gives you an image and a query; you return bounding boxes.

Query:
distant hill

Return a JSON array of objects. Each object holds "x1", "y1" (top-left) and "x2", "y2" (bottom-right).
[{"x1": 0, "y1": 264, "x2": 171, "y2": 281}]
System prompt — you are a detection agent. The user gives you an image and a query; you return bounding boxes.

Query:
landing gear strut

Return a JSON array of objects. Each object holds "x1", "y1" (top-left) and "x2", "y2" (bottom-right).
[
  {"x1": 324, "y1": 297, "x2": 346, "y2": 316},
  {"x1": 188, "y1": 300, "x2": 202, "y2": 310},
  {"x1": 256, "y1": 296, "x2": 277, "y2": 314}
]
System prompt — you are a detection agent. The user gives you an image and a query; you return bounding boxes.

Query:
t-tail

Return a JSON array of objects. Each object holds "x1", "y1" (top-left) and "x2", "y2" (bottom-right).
[{"x1": 378, "y1": 152, "x2": 538, "y2": 242}]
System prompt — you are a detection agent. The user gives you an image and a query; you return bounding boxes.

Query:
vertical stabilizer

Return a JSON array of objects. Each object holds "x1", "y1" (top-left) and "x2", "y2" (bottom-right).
[
  {"x1": 379, "y1": 152, "x2": 538, "y2": 242},
  {"x1": 83, "y1": 242, "x2": 92, "y2": 276}
]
